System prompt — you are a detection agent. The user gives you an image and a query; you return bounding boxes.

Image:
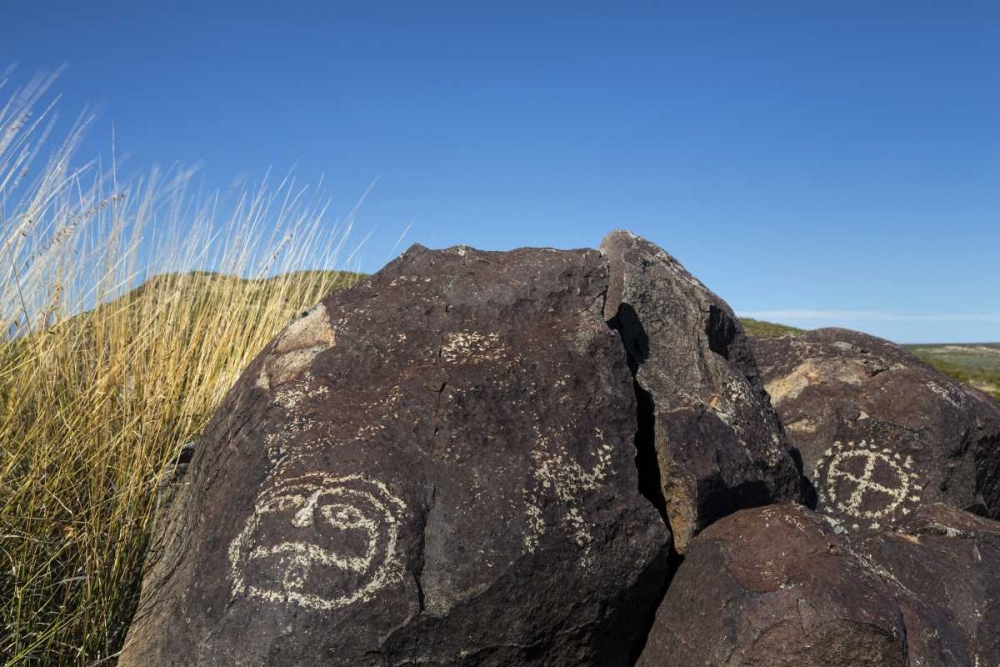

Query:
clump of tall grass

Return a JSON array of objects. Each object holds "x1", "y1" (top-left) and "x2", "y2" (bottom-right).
[{"x1": 0, "y1": 71, "x2": 361, "y2": 665}]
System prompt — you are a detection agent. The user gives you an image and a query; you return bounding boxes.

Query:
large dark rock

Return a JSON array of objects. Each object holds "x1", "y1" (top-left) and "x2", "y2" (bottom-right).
[
  {"x1": 122, "y1": 242, "x2": 672, "y2": 666},
  {"x1": 121, "y1": 232, "x2": 804, "y2": 665},
  {"x1": 752, "y1": 328, "x2": 1000, "y2": 534},
  {"x1": 601, "y1": 231, "x2": 803, "y2": 551},
  {"x1": 636, "y1": 503, "x2": 977, "y2": 667}
]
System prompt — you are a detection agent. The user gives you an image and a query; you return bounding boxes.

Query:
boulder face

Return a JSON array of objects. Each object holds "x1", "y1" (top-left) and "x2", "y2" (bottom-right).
[
  {"x1": 122, "y1": 242, "x2": 672, "y2": 666},
  {"x1": 637, "y1": 503, "x2": 980, "y2": 667},
  {"x1": 637, "y1": 504, "x2": 910, "y2": 667},
  {"x1": 601, "y1": 232, "x2": 804, "y2": 551},
  {"x1": 860, "y1": 503, "x2": 1000, "y2": 666},
  {"x1": 752, "y1": 328, "x2": 1000, "y2": 534}
]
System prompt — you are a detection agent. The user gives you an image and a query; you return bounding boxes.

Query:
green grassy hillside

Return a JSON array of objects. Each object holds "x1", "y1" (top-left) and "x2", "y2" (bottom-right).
[
  {"x1": 903, "y1": 343, "x2": 1000, "y2": 399},
  {"x1": 740, "y1": 318, "x2": 804, "y2": 337}
]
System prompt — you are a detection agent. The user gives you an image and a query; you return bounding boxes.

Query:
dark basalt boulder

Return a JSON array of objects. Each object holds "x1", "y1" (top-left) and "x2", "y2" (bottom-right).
[
  {"x1": 121, "y1": 232, "x2": 803, "y2": 666},
  {"x1": 860, "y1": 503, "x2": 1000, "y2": 665},
  {"x1": 601, "y1": 231, "x2": 803, "y2": 551},
  {"x1": 122, "y1": 242, "x2": 672, "y2": 666},
  {"x1": 636, "y1": 503, "x2": 975, "y2": 667},
  {"x1": 752, "y1": 328, "x2": 1000, "y2": 535}
]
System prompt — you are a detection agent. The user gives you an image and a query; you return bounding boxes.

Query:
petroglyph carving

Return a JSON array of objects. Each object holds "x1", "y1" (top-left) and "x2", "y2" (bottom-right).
[
  {"x1": 813, "y1": 441, "x2": 920, "y2": 531},
  {"x1": 928, "y1": 381, "x2": 963, "y2": 409},
  {"x1": 228, "y1": 473, "x2": 406, "y2": 611},
  {"x1": 441, "y1": 331, "x2": 506, "y2": 364},
  {"x1": 257, "y1": 304, "x2": 336, "y2": 389},
  {"x1": 523, "y1": 427, "x2": 615, "y2": 552}
]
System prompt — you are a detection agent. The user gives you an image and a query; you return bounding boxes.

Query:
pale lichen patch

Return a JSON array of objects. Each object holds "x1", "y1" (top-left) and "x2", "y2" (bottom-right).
[
  {"x1": 928, "y1": 381, "x2": 963, "y2": 409},
  {"x1": 275, "y1": 304, "x2": 336, "y2": 354},
  {"x1": 786, "y1": 417, "x2": 818, "y2": 434},
  {"x1": 766, "y1": 359, "x2": 869, "y2": 405},
  {"x1": 274, "y1": 375, "x2": 329, "y2": 412},
  {"x1": 257, "y1": 304, "x2": 336, "y2": 389}
]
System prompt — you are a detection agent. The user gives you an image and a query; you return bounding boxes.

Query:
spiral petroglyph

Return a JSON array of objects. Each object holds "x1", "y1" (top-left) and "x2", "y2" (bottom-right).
[
  {"x1": 228, "y1": 473, "x2": 406, "y2": 611},
  {"x1": 813, "y1": 440, "x2": 920, "y2": 531}
]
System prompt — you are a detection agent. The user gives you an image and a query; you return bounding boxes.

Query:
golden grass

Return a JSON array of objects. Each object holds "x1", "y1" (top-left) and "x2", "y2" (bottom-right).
[{"x1": 0, "y1": 72, "x2": 360, "y2": 664}]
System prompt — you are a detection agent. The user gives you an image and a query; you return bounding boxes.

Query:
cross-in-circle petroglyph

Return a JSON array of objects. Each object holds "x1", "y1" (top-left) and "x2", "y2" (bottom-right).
[
  {"x1": 228, "y1": 473, "x2": 406, "y2": 611},
  {"x1": 813, "y1": 440, "x2": 921, "y2": 531}
]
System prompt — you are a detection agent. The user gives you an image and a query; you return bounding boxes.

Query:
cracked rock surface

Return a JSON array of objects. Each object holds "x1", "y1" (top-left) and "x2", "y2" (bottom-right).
[
  {"x1": 751, "y1": 328, "x2": 1000, "y2": 534},
  {"x1": 601, "y1": 231, "x2": 804, "y2": 552}
]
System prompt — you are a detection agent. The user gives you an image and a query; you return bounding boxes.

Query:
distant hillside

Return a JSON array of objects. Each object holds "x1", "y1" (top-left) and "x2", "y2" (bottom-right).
[
  {"x1": 739, "y1": 317, "x2": 1000, "y2": 400},
  {"x1": 121, "y1": 269, "x2": 361, "y2": 313},
  {"x1": 903, "y1": 343, "x2": 1000, "y2": 400},
  {"x1": 52, "y1": 270, "x2": 361, "y2": 336},
  {"x1": 740, "y1": 318, "x2": 803, "y2": 337}
]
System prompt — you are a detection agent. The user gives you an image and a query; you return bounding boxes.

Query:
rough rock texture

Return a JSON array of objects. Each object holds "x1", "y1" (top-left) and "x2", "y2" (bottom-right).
[
  {"x1": 636, "y1": 503, "x2": 976, "y2": 667},
  {"x1": 752, "y1": 328, "x2": 1000, "y2": 535},
  {"x1": 601, "y1": 231, "x2": 804, "y2": 551},
  {"x1": 121, "y1": 243, "x2": 673, "y2": 666},
  {"x1": 861, "y1": 503, "x2": 1000, "y2": 666}
]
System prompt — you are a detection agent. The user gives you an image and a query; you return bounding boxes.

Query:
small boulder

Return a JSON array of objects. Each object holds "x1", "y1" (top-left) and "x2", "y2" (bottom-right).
[
  {"x1": 860, "y1": 503, "x2": 1000, "y2": 665},
  {"x1": 752, "y1": 328, "x2": 1000, "y2": 534},
  {"x1": 601, "y1": 231, "x2": 804, "y2": 551},
  {"x1": 636, "y1": 503, "x2": 972, "y2": 666}
]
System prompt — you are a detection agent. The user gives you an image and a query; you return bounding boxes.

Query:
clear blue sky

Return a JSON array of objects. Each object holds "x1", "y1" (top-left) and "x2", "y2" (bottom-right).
[{"x1": 5, "y1": 2, "x2": 999, "y2": 342}]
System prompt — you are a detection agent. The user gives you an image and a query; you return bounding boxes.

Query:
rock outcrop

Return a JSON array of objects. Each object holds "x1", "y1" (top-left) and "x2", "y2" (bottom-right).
[
  {"x1": 121, "y1": 232, "x2": 803, "y2": 666},
  {"x1": 602, "y1": 232, "x2": 803, "y2": 551},
  {"x1": 637, "y1": 503, "x2": 985, "y2": 666},
  {"x1": 752, "y1": 328, "x2": 1000, "y2": 534}
]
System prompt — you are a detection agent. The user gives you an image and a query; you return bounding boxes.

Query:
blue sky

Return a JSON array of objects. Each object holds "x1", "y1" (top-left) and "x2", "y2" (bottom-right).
[{"x1": 4, "y1": 2, "x2": 999, "y2": 342}]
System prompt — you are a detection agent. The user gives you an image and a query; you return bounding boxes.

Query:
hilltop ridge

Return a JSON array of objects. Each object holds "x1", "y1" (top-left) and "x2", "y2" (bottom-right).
[{"x1": 741, "y1": 317, "x2": 999, "y2": 399}]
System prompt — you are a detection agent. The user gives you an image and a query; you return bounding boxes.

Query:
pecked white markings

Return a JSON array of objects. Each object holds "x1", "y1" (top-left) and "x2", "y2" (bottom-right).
[
  {"x1": 228, "y1": 473, "x2": 407, "y2": 611},
  {"x1": 523, "y1": 426, "x2": 615, "y2": 552},
  {"x1": 813, "y1": 440, "x2": 920, "y2": 531}
]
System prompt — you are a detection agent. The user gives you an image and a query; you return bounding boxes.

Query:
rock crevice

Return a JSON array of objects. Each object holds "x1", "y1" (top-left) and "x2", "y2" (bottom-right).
[
  {"x1": 606, "y1": 301, "x2": 669, "y2": 528},
  {"x1": 600, "y1": 230, "x2": 804, "y2": 553}
]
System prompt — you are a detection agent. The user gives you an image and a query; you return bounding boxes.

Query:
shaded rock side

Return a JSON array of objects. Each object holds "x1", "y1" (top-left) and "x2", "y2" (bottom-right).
[
  {"x1": 752, "y1": 328, "x2": 1000, "y2": 534},
  {"x1": 637, "y1": 503, "x2": 973, "y2": 667},
  {"x1": 601, "y1": 230, "x2": 804, "y2": 552},
  {"x1": 120, "y1": 243, "x2": 672, "y2": 666}
]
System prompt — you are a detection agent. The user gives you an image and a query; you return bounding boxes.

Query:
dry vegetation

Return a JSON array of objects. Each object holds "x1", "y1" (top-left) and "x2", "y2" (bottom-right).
[{"x1": 0, "y1": 72, "x2": 359, "y2": 664}]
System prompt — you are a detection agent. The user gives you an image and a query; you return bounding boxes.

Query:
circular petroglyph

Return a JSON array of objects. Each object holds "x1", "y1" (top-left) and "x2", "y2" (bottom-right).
[
  {"x1": 813, "y1": 441, "x2": 921, "y2": 531},
  {"x1": 228, "y1": 473, "x2": 406, "y2": 611}
]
